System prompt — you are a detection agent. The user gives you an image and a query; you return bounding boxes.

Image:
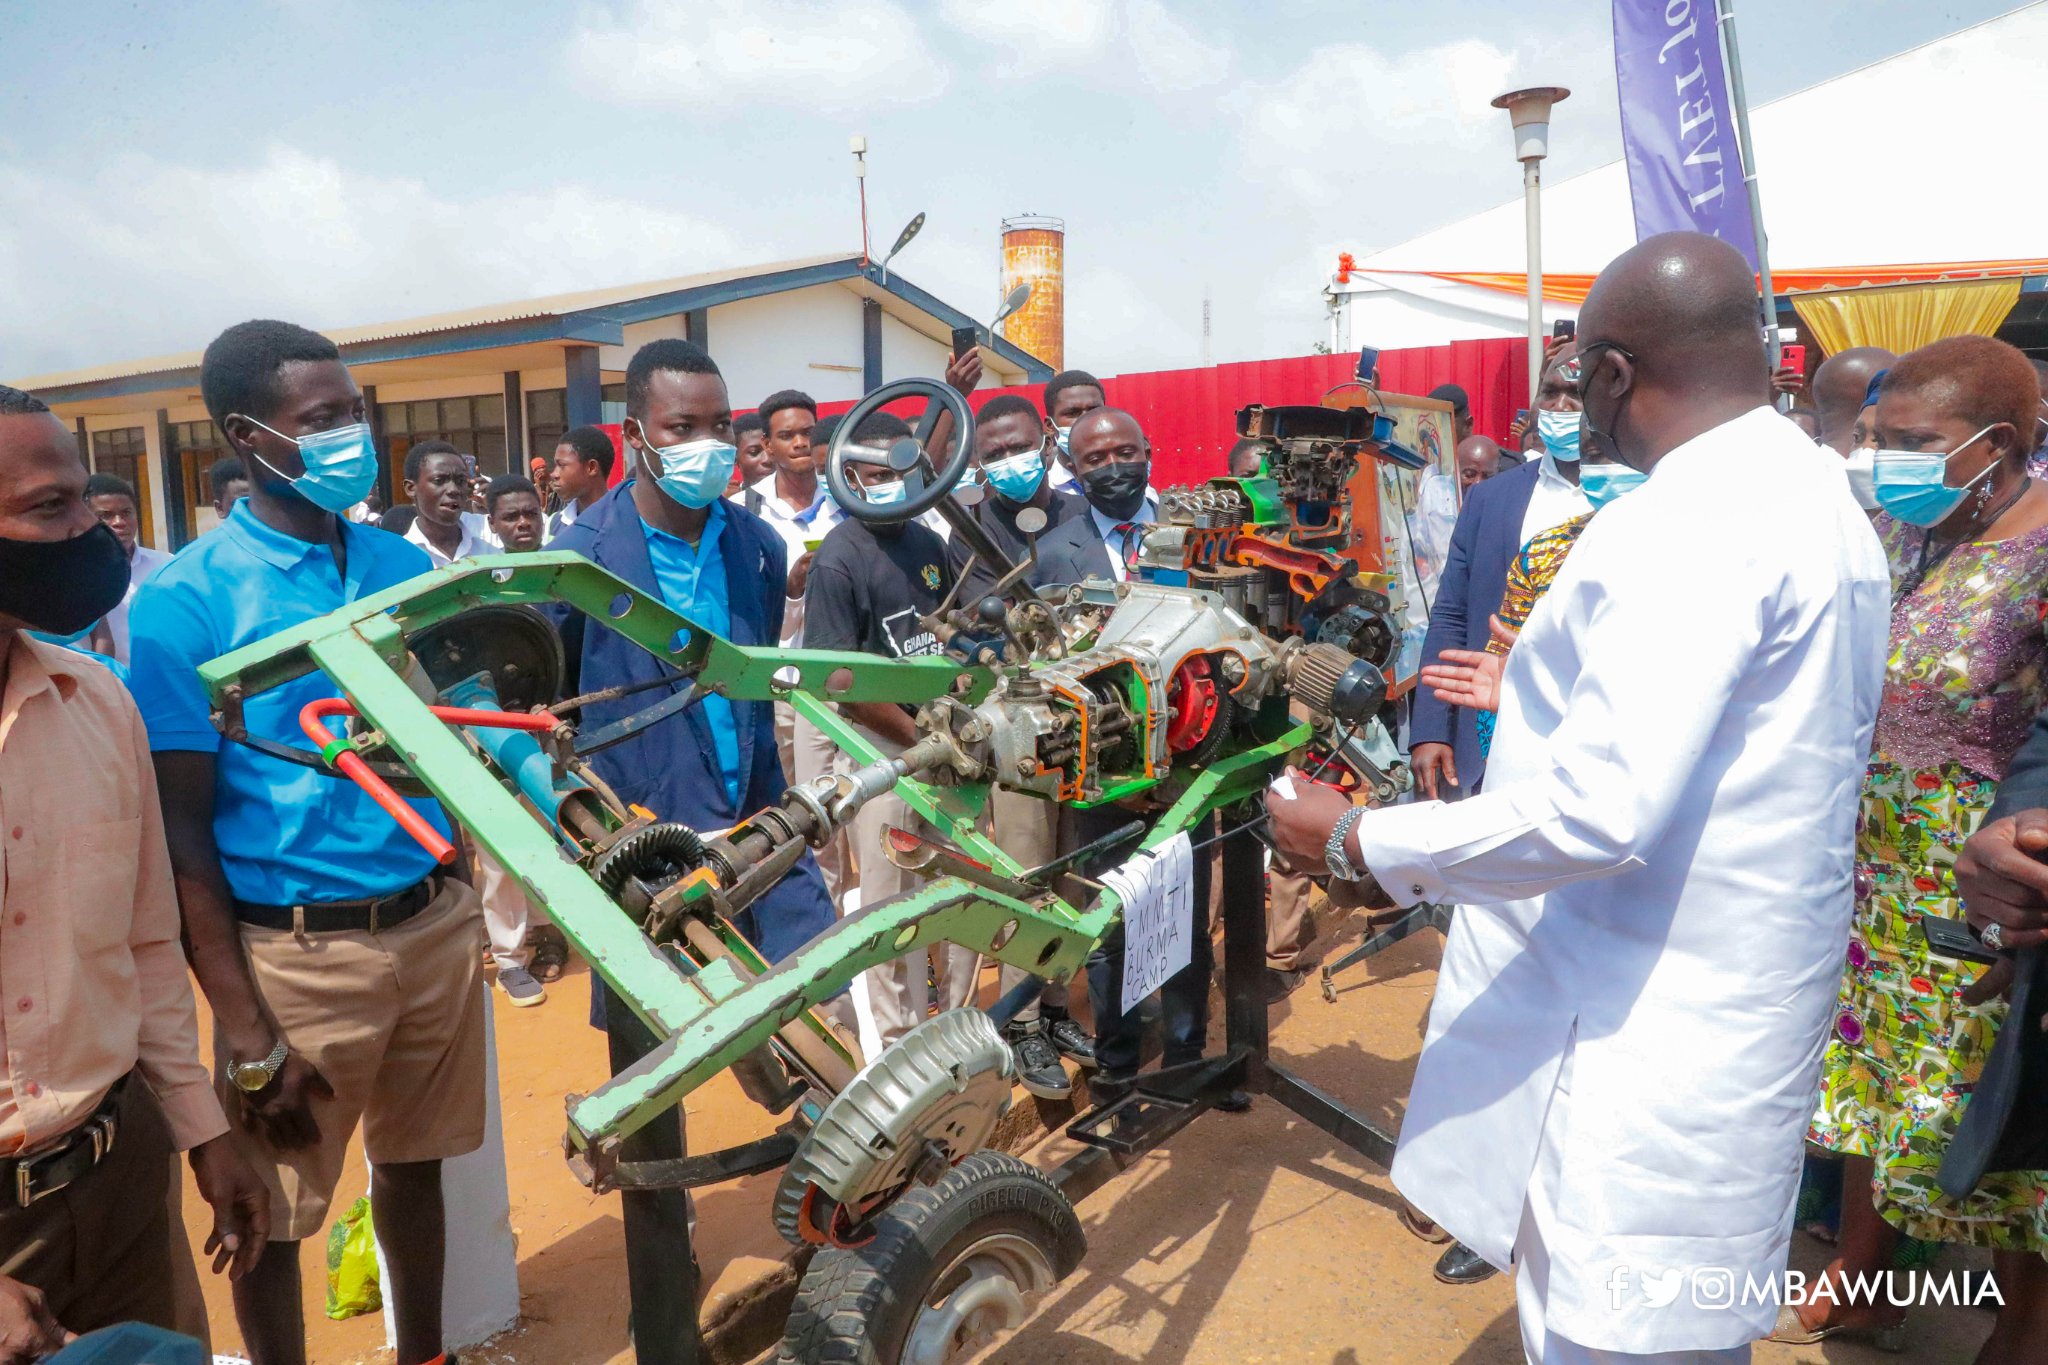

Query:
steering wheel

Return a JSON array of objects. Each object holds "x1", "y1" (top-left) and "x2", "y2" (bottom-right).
[{"x1": 825, "y1": 378, "x2": 976, "y2": 525}]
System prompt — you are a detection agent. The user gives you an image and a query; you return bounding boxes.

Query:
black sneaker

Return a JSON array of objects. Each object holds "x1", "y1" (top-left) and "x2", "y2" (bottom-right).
[
  {"x1": 1006, "y1": 1024, "x2": 1071, "y2": 1100},
  {"x1": 1042, "y1": 1013, "x2": 1098, "y2": 1069}
]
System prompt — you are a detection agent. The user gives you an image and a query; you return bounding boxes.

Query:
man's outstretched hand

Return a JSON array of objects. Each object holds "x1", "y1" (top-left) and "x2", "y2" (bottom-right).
[
  {"x1": 1266, "y1": 767, "x2": 1356, "y2": 873},
  {"x1": 0, "y1": 1277, "x2": 70, "y2": 1364}
]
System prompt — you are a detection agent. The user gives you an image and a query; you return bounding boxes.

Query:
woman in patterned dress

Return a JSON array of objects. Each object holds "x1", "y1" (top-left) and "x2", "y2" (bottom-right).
[{"x1": 1787, "y1": 336, "x2": 2048, "y2": 1359}]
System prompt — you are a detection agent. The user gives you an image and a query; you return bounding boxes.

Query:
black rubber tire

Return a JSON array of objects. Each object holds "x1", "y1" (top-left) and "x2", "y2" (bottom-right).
[{"x1": 776, "y1": 1151, "x2": 1086, "y2": 1365}]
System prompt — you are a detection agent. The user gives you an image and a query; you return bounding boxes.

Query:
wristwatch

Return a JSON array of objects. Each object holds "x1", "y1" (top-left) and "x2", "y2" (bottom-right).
[
  {"x1": 1324, "y1": 804, "x2": 1369, "y2": 882},
  {"x1": 229, "y1": 1039, "x2": 289, "y2": 1093}
]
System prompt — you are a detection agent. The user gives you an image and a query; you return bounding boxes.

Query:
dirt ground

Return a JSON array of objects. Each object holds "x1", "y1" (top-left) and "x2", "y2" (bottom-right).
[{"x1": 183, "y1": 904, "x2": 1997, "y2": 1365}]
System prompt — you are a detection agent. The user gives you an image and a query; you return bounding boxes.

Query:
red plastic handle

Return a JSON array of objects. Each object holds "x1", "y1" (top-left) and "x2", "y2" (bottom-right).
[{"x1": 296, "y1": 698, "x2": 561, "y2": 866}]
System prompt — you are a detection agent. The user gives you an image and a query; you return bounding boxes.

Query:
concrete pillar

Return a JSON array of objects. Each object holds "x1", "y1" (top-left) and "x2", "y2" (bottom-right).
[
  {"x1": 684, "y1": 308, "x2": 708, "y2": 350},
  {"x1": 154, "y1": 408, "x2": 191, "y2": 550},
  {"x1": 565, "y1": 345, "x2": 602, "y2": 428}
]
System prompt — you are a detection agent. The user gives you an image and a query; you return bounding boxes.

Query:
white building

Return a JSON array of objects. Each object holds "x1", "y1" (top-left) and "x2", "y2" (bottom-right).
[{"x1": 11, "y1": 253, "x2": 1050, "y2": 551}]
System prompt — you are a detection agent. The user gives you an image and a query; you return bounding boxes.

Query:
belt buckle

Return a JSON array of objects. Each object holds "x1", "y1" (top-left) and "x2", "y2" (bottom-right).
[{"x1": 14, "y1": 1163, "x2": 33, "y2": 1209}]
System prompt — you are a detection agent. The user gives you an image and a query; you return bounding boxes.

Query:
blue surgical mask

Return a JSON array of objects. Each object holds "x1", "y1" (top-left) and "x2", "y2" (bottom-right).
[
  {"x1": 1053, "y1": 426, "x2": 1072, "y2": 457},
  {"x1": 1578, "y1": 463, "x2": 1647, "y2": 510},
  {"x1": 29, "y1": 623, "x2": 99, "y2": 649},
  {"x1": 1843, "y1": 447, "x2": 1879, "y2": 510},
  {"x1": 984, "y1": 450, "x2": 1046, "y2": 503},
  {"x1": 637, "y1": 431, "x2": 737, "y2": 509},
  {"x1": 1537, "y1": 408, "x2": 1582, "y2": 462},
  {"x1": 865, "y1": 478, "x2": 907, "y2": 506},
  {"x1": 1872, "y1": 426, "x2": 1996, "y2": 528},
  {"x1": 239, "y1": 417, "x2": 380, "y2": 514}
]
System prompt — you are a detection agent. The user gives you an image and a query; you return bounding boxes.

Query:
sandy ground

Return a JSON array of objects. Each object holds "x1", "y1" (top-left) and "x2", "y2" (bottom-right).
[{"x1": 182, "y1": 906, "x2": 1997, "y2": 1365}]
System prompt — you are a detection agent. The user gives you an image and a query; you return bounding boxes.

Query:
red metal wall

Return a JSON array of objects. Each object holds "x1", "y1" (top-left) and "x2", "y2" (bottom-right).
[{"x1": 811, "y1": 337, "x2": 1530, "y2": 489}]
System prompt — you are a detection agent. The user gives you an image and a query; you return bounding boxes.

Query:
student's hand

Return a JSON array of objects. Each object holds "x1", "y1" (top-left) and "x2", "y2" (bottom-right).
[
  {"x1": 945, "y1": 347, "x2": 983, "y2": 396},
  {"x1": 1409, "y1": 742, "x2": 1458, "y2": 801},
  {"x1": 0, "y1": 1276, "x2": 71, "y2": 1364},
  {"x1": 1771, "y1": 364, "x2": 1804, "y2": 397},
  {"x1": 238, "y1": 1050, "x2": 334, "y2": 1151},
  {"x1": 787, "y1": 550, "x2": 816, "y2": 601},
  {"x1": 1508, "y1": 413, "x2": 1532, "y2": 448},
  {"x1": 189, "y1": 1135, "x2": 271, "y2": 1279}
]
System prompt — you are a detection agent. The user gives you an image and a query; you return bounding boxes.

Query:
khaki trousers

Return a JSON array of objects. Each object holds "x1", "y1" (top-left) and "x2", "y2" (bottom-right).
[
  {"x1": 854, "y1": 731, "x2": 978, "y2": 1048},
  {"x1": 990, "y1": 787, "x2": 1067, "y2": 1025},
  {"x1": 1266, "y1": 867, "x2": 1317, "y2": 971}
]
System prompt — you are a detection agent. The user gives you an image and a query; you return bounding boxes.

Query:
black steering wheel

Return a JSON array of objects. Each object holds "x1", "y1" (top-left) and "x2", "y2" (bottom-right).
[{"x1": 825, "y1": 378, "x2": 976, "y2": 525}]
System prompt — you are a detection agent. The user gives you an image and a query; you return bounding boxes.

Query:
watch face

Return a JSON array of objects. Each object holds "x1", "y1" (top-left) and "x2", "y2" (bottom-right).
[{"x1": 232, "y1": 1063, "x2": 271, "y2": 1092}]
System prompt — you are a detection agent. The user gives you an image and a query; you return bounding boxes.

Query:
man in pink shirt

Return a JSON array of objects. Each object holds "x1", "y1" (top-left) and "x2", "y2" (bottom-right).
[{"x1": 0, "y1": 384, "x2": 267, "y2": 1351}]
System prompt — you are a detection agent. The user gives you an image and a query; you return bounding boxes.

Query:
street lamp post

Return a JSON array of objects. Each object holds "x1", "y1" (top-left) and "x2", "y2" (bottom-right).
[{"x1": 1491, "y1": 86, "x2": 1570, "y2": 411}]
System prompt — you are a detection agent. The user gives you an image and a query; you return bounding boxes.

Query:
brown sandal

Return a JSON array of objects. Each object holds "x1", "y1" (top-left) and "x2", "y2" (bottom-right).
[
  {"x1": 529, "y1": 929, "x2": 569, "y2": 984},
  {"x1": 1397, "y1": 1204, "x2": 1454, "y2": 1245}
]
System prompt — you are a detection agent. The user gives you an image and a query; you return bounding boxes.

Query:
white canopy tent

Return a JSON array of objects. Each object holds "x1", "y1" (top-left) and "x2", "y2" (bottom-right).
[{"x1": 1330, "y1": 2, "x2": 2048, "y2": 351}]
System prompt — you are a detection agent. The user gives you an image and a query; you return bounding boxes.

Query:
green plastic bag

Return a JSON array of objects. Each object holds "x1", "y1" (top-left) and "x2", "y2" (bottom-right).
[{"x1": 324, "y1": 1196, "x2": 382, "y2": 1321}]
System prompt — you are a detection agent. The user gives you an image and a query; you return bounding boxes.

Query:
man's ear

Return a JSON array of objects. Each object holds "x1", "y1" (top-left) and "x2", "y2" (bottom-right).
[{"x1": 402, "y1": 479, "x2": 416, "y2": 499}]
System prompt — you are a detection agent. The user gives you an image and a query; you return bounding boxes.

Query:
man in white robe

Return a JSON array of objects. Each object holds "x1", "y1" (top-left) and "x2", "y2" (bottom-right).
[{"x1": 1270, "y1": 233, "x2": 1890, "y2": 1362}]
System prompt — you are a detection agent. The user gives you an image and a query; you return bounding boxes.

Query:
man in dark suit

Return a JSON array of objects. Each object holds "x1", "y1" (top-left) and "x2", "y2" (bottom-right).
[
  {"x1": 550, "y1": 340, "x2": 837, "y2": 1022},
  {"x1": 1029, "y1": 407, "x2": 1155, "y2": 590},
  {"x1": 1411, "y1": 348, "x2": 1591, "y2": 803}
]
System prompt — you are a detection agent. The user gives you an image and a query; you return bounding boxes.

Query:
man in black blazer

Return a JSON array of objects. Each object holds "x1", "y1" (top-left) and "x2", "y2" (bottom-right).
[
  {"x1": 1028, "y1": 405, "x2": 1156, "y2": 591},
  {"x1": 1410, "y1": 348, "x2": 1591, "y2": 802}
]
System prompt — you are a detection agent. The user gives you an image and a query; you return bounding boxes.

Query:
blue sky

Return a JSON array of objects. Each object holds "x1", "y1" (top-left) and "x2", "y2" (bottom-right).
[{"x1": 0, "y1": 0, "x2": 2021, "y2": 381}]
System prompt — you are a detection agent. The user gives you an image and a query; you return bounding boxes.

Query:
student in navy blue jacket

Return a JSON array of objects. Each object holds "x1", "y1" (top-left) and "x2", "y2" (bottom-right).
[{"x1": 550, "y1": 340, "x2": 836, "y2": 1025}]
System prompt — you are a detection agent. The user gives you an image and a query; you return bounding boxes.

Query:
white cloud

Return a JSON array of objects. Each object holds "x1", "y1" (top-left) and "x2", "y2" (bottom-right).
[
  {"x1": 937, "y1": 0, "x2": 1114, "y2": 73},
  {"x1": 567, "y1": 0, "x2": 946, "y2": 113},
  {"x1": 1124, "y1": 0, "x2": 1231, "y2": 91},
  {"x1": 938, "y1": 0, "x2": 1228, "y2": 89},
  {"x1": 0, "y1": 144, "x2": 759, "y2": 378}
]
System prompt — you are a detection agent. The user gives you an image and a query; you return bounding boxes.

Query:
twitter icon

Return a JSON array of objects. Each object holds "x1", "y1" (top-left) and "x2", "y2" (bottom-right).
[{"x1": 1640, "y1": 1268, "x2": 1685, "y2": 1308}]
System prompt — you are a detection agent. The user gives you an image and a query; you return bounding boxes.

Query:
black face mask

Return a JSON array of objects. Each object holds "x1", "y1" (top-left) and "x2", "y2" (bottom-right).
[
  {"x1": 1080, "y1": 461, "x2": 1150, "y2": 521},
  {"x1": 0, "y1": 522, "x2": 131, "y2": 637}
]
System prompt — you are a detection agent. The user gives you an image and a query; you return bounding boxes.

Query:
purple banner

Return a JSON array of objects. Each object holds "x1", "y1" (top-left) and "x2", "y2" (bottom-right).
[{"x1": 1612, "y1": 0, "x2": 1759, "y2": 267}]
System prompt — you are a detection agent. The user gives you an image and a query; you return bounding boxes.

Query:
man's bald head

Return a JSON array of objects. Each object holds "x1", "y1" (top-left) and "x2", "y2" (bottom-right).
[
  {"x1": 1575, "y1": 232, "x2": 1771, "y2": 468},
  {"x1": 1455, "y1": 434, "x2": 1501, "y2": 489},
  {"x1": 1067, "y1": 407, "x2": 1149, "y2": 476},
  {"x1": 1812, "y1": 346, "x2": 1895, "y2": 455}
]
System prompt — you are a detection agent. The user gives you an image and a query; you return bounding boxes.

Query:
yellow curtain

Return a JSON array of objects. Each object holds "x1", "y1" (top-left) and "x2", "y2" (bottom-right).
[{"x1": 1793, "y1": 277, "x2": 2022, "y2": 356}]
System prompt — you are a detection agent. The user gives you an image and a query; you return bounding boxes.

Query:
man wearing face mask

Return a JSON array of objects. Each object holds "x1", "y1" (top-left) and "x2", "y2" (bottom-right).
[
  {"x1": 1409, "y1": 348, "x2": 1592, "y2": 809},
  {"x1": 0, "y1": 385, "x2": 270, "y2": 1356},
  {"x1": 1028, "y1": 407, "x2": 1157, "y2": 589},
  {"x1": 129, "y1": 321, "x2": 482, "y2": 1365},
  {"x1": 941, "y1": 395, "x2": 1097, "y2": 1093},
  {"x1": 548, "y1": 340, "x2": 838, "y2": 1025}
]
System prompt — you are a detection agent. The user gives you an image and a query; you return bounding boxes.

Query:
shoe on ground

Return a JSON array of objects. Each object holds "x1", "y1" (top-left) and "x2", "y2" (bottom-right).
[
  {"x1": 1265, "y1": 966, "x2": 1308, "y2": 1004},
  {"x1": 498, "y1": 965, "x2": 546, "y2": 1008},
  {"x1": 1087, "y1": 1070, "x2": 1137, "y2": 1108},
  {"x1": 1006, "y1": 1024, "x2": 1072, "y2": 1101},
  {"x1": 1212, "y1": 1089, "x2": 1252, "y2": 1113},
  {"x1": 1434, "y1": 1242, "x2": 1499, "y2": 1285},
  {"x1": 1042, "y1": 1013, "x2": 1098, "y2": 1069}
]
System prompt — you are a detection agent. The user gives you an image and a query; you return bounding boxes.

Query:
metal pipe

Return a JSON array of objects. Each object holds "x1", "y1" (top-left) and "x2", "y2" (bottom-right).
[
  {"x1": 1715, "y1": 0, "x2": 1783, "y2": 400},
  {"x1": 1524, "y1": 158, "x2": 1544, "y2": 409}
]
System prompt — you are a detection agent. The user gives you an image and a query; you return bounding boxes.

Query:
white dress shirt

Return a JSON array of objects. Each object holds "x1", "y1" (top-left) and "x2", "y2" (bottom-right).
[
  {"x1": 1356, "y1": 407, "x2": 1889, "y2": 1354},
  {"x1": 1088, "y1": 496, "x2": 1158, "y2": 584},
  {"x1": 746, "y1": 474, "x2": 841, "y2": 647},
  {"x1": 104, "y1": 545, "x2": 172, "y2": 665},
  {"x1": 404, "y1": 511, "x2": 500, "y2": 569},
  {"x1": 1520, "y1": 451, "x2": 1594, "y2": 549}
]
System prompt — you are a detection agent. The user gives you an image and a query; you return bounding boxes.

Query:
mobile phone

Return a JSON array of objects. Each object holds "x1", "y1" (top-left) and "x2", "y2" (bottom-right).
[
  {"x1": 951, "y1": 325, "x2": 979, "y2": 359},
  {"x1": 1355, "y1": 347, "x2": 1380, "y2": 385},
  {"x1": 1920, "y1": 915, "x2": 2002, "y2": 965},
  {"x1": 1552, "y1": 318, "x2": 1576, "y2": 342},
  {"x1": 1782, "y1": 343, "x2": 1807, "y2": 377},
  {"x1": 1515, "y1": 408, "x2": 1530, "y2": 426}
]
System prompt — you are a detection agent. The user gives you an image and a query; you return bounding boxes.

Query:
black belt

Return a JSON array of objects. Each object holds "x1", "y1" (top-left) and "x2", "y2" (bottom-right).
[
  {"x1": 3, "y1": 1076, "x2": 124, "y2": 1208},
  {"x1": 234, "y1": 874, "x2": 440, "y2": 934}
]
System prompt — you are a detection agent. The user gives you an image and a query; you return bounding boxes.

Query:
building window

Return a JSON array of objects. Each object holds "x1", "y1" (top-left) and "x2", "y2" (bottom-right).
[
  {"x1": 527, "y1": 384, "x2": 627, "y2": 463},
  {"x1": 169, "y1": 420, "x2": 233, "y2": 541},
  {"x1": 89, "y1": 426, "x2": 154, "y2": 547},
  {"x1": 379, "y1": 393, "x2": 509, "y2": 478}
]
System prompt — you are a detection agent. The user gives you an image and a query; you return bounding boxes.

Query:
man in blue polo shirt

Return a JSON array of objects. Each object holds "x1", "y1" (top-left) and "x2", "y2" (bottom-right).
[
  {"x1": 129, "y1": 320, "x2": 482, "y2": 1365},
  {"x1": 550, "y1": 340, "x2": 838, "y2": 1021}
]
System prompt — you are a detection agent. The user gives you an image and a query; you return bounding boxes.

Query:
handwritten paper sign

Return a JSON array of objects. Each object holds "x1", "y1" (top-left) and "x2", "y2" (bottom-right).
[{"x1": 1101, "y1": 831, "x2": 1195, "y2": 1016}]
